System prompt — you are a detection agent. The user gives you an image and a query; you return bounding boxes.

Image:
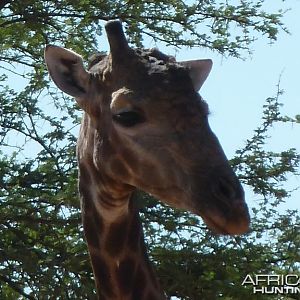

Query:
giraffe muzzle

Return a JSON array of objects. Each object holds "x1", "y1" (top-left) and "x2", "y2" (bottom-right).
[
  {"x1": 203, "y1": 178, "x2": 250, "y2": 235},
  {"x1": 201, "y1": 201, "x2": 250, "y2": 235}
]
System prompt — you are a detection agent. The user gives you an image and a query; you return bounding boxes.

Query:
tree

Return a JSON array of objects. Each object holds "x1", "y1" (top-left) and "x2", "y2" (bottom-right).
[{"x1": 0, "y1": 0, "x2": 299, "y2": 299}]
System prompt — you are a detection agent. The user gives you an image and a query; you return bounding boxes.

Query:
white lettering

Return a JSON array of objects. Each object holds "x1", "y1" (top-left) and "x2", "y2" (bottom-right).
[
  {"x1": 241, "y1": 274, "x2": 255, "y2": 286},
  {"x1": 286, "y1": 274, "x2": 300, "y2": 286},
  {"x1": 292, "y1": 287, "x2": 300, "y2": 294},
  {"x1": 256, "y1": 274, "x2": 268, "y2": 285},
  {"x1": 253, "y1": 286, "x2": 264, "y2": 294},
  {"x1": 267, "y1": 275, "x2": 280, "y2": 285},
  {"x1": 242, "y1": 273, "x2": 300, "y2": 295},
  {"x1": 272, "y1": 287, "x2": 284, "y2": 294}
]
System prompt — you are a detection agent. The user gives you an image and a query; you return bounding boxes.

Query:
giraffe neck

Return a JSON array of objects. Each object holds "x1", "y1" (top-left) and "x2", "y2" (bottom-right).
[{"x1": 78, "y1": 162, "x2": 165, "y2": 300}]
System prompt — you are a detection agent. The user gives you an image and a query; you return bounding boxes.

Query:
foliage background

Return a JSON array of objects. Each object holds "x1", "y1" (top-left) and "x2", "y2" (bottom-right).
[{"x1": 0, "y1": 0, "x2": 299, "y2": 299}]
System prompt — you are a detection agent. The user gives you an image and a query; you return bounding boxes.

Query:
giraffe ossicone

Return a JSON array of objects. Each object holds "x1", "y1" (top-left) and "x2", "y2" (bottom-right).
[{"x1": 45, "y1": 20, "x2": 250, "y2": 299}]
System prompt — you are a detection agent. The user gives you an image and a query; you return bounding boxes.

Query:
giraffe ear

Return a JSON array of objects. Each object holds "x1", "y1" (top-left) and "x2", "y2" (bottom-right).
[
  {"x1": 180, "y1": 59, "x2": 213, "y2": 91},
  {"x1": 44, "y1": 45, "x2": 90, "y2": 98}
]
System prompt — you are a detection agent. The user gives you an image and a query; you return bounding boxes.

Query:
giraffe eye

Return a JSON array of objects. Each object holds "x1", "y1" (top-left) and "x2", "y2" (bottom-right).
[{"x1": 112, "y1": 111, "x2": 145, "y2": 127}]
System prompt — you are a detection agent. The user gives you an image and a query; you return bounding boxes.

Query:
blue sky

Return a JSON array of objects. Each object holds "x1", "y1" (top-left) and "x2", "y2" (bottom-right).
[
  {"x1": 44, "y1": 2, "x2": 300, "y2": 212},
  {"x1": 5, "y1": 2, "x2": 299, "y2": 213},
  {"x1": 2, "y1": 4, "x2": 298, "y2": 299},
  {"x1": 96, "y1": 1, "x2": 300, "y2": 216},
  {"x1": 172, "y1": 2, "x2": 300, "y2": 212}
]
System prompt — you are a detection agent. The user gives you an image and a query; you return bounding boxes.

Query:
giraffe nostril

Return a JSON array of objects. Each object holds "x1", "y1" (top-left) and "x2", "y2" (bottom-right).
[
  {"x1": 216, "y1": 177, "x2": 237, "y2": 200},
  {"x1": 214, "y1": 177, "x2": 240, "y2": 200}
]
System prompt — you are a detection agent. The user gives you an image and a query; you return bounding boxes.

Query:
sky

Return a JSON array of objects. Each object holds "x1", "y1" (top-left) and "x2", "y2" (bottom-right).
[
  {"x1": 92, "y1": 2, "x2": 300, "y2": 214},
  {"x1": 13, "y1": 1, "x2": 300, "y2": 211},
  {"x1": 3, "y1": 2, "x2": 299, "y2": 299},
  {"x1": 4, "y1": 2, "x2": 299, "y2": 212},
  {"x1": 95, "y1": 2, "x2": 300, "y2": 213},
  {"x1": 172, "y1": 2, "x2": 300, "y2": 212},
  {"x1": 168, "y1": 3, "x2": 300, "y2": 297}
]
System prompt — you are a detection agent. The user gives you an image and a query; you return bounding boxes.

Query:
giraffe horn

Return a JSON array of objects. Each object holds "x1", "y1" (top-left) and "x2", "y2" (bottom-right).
[{"x1": 105, "y1": 20, "x2": 130, "y2": 61}]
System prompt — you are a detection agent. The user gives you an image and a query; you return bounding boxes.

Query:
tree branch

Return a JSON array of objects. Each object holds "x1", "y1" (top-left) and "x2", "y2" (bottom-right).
[{"x1": 0, "y1": 274, "x2": 35, "y2": 300}]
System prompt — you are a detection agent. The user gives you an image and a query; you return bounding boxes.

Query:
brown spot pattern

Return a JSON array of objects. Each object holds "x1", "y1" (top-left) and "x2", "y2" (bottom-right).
[
  {"x1": 127, "y1": 265, "x2": 147, "y2": 300},
  {"x1": 83, "y1": 216, "x2": 101, "y2": 248},
  {"x1": 116, "y1": 257, "x2": 136, "y2": 294},
  {"x1": 121, "y1": 147, "x2": 138, "y2": 168},
  {"x1": 91, "y1": 255, "x2": 114, "y2": 298},
  {"x1": 109, "y1": 158, "x2": 129, "y2": 179},
  {"x1": 105, "y1": 217, "x2": 129, "y2": 256},
  {"x1": 127, "y1": 212, "x2": 143, "y2": 252}
]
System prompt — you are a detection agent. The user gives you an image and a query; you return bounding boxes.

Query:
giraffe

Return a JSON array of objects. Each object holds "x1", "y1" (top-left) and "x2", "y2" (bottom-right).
[{"x1": 44, "y1": 20, "x2": 250, "y2": 300}]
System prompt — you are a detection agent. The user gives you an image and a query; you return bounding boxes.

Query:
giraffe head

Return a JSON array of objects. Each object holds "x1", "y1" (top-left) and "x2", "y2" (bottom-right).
[{"x1": 45, "y1": 21, "x2": 250, "y2": 235}]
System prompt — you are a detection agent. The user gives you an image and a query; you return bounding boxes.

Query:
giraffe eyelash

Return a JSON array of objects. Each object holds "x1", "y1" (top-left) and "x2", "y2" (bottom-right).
[{"x1": 112, "y1": 110, "x2": 145, "y2": 127}]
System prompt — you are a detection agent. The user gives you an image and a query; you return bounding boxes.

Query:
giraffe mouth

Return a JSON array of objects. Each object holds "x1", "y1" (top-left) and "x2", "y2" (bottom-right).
[
  {"x1": 199, "y1": 203, "x2": 250, "y2": 235},
  {"x1": 191, "y1": 168, "x2": 251, "y2": 235}
]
